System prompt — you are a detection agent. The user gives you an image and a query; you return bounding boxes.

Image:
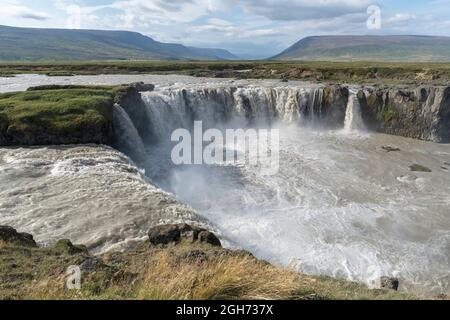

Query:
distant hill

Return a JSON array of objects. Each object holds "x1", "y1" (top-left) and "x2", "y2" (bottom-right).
[
  {"x1": 0, "y1": 25, "x2": 237, "y2": 61},
  {"x1": 272, "y1": 35, "x2": 450, "y2": 61}
]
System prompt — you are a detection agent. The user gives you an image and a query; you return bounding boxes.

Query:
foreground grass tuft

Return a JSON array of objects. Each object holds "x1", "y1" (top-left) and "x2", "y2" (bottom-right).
[{"x1": 136, "y1": 251, "x2": 307, "y2": 300}]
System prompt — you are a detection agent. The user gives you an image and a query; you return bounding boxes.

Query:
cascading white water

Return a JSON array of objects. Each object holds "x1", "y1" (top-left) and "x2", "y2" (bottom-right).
[
  {"x1": 344, "y1": 92, "x2": 366, "y2": 133},
  {"x1": 309, "y1": 88, "x2": 324, "y2": 124},
  {"x1": 112, "y1": 104, "x2": 147, "y2": 162},
  {"x1": 139, "y1": 86, "x2": 323, "y2": 144}
]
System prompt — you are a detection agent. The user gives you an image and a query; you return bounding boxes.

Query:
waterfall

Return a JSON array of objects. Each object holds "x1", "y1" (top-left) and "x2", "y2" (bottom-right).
[
  {"x1": 344, "y1": 92, "x2": 366, "y2": 133},
  {"x1": 114, "y1": 85, "x2": 352, "y2": 151},
  {"x1": 112, "y1": 104, "x2": 146, "y2": 163},
  {"x1": 140, "y1": 88, "x2": 243, "y2": 143},
  {"x1": 309, "y1": 88, "x2": 324, "y2": 124},
  {"x1": 139, "y1": 86, "x2": 326, "y2": 142}
]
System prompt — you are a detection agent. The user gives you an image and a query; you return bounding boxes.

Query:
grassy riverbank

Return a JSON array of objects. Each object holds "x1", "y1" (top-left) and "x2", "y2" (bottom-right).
[
  {"x1": 0, "y1": 85, "x2": 135, "y2": 145},
  {"x1": 0, "y1": 226, "x2": 416, "y2": 300},
  {"x1": 1, "y1": 61, "x2": 450, "y2": 85}
]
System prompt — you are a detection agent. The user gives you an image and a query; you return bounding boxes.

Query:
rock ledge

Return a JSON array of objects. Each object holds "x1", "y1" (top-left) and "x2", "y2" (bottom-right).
[
  {"x1": 0, "y1": 226, "x2": 37, "y2": 247},
  {"x1": 148, "y1": 224, "x2": 221, "y2": 247}
]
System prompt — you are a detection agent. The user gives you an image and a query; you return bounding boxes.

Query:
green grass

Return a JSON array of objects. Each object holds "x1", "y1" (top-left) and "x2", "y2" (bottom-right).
[
  {"x1": 378, "y1": 108, "x2": 399, "y2": 123},
  {"x1": 0, "y1": 86, "x2": 120, "y2": 145}
]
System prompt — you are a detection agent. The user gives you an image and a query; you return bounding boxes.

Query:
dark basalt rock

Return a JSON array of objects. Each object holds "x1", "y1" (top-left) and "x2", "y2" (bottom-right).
[
  {"x1": 320, "y1": 85, "x2": 349, "y2": 129},
  {"x1": 114, "y1": 82, "x2": 156, "y2": 145},
  {"x1": 198, "y1": 230, "x2": 222, "y2": 247},
  {"x1": 359, "y1": 86, "x2": 450, "y2": 143},
  {"x1": 382, "y1": 146, "x2": 401, "y2": 152},
  {"x1": 132, "y1": 82, "x2": 155, "y2": 92},
  {"x1": 409, "y1": 164, "x2": 432, "y2": 173},
  {"x1": 80, "y1": 257, "x2": 107, "y2": 272},
  {"x1": 0, "y1": 113, "x2": 8, "y2": 145},
  {"x1": 148, "y1": 225, "x2": 181, "y2": 245},
  {"x1": 148, "y1": 224, "x2": 221, "y2": 247},
  {"x1": 54, "y1": 239, "x2": 89, "y2": 255},
  {"x1": 380, "y1": 277, "x2": 400, "y2": 291},
  {"x1": 0, "y1": 226, "x2": 37, "y2": 247},
  {"x1": 3, "y1": 124, "x2": 112, "y2": 146}
]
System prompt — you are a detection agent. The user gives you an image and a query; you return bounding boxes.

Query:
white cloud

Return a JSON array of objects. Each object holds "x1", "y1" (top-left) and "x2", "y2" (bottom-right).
[
  {"x1": 1, "y1": 0, "x2": 50, "y2": 21},
  {"x1": 54, "y1": 0, "x2": 377, "y2": 30},
  {"x1": 109, "y1": 0, "x2": 221, "y2": 25},
  {"x1": 53, "y1": 0, "x2": 111, "y2": 28},
  {"x1": 207, "y1": 18, "x2": 233, "y2": 26},
  {"x1": 235, "y1": 0, "x2": 375, "y2": 21},
  {"x1": 385, "y1": 13, "x2": 416, "y2": 24}
]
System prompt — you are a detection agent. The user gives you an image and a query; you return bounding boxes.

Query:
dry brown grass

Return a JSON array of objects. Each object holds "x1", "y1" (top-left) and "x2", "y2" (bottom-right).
[{"x1": 135, "y1": 251, "x2": 308, "y2": 300}]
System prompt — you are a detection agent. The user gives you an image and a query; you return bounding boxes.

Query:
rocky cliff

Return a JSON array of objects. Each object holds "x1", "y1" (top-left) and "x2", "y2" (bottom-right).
[{"x1": 358, "y1": 86, "x2": 450, "y2": 142}]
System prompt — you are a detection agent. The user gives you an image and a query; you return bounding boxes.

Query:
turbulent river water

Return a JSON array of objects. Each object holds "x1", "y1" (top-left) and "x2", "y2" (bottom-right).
[{"x1": 1, "y1": 74, "x2": 449, "y2": 296}]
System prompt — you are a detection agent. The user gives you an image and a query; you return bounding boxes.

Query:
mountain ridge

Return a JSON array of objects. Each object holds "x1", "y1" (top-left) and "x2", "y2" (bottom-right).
[
  {"x1": 0, "y1": 25, "x2": 237, "y2": 61},
  {"x1": 272, "y1": 35, "x2": 450, "y2": 61}
]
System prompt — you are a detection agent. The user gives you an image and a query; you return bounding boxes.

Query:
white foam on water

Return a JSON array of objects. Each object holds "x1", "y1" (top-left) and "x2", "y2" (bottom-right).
[
  {"x1": 0, "y1": 146, "x2": 205, "y2": 254},
  {"x1": 143, "y1": 125, "x2": 450, "y2": 297}
]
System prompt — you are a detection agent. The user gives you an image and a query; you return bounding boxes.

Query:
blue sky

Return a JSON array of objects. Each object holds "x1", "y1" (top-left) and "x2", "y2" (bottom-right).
[{"x1": 1, "y1": 0, "x2": 450, "y2": 58}]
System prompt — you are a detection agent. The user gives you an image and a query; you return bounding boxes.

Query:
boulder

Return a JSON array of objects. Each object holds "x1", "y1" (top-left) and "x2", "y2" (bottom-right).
[
  {"x1": 80, "y1": 257, "x2": 106, "y2": 272},
  {"x1": 0, "y1": 226, "x2": 37, "y2": 247},
  {"x1": 148, "y1": 225, "x2": 181, "y2": 245},
  {"x1": 198, "y1": 230, "x2": 222, "y2": 247},
  {"x1": 409, "y1": 164, "x2": 432, "y2": 172},
  {"x1": 380, "y1": 277, "x2": 400, "y2": 291},
  {"x1": 382, "y1": 146, "x2": 401, "y2": 152},
  {"x1": 148, "y1": 224, "x2": 221, "y2": 247},
  {"x1": 132, "y1": 82, "x2": 155, "y2": 92},
  {"x1": 54, "y1": 239, "x2": 89, "y2": 255}
]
